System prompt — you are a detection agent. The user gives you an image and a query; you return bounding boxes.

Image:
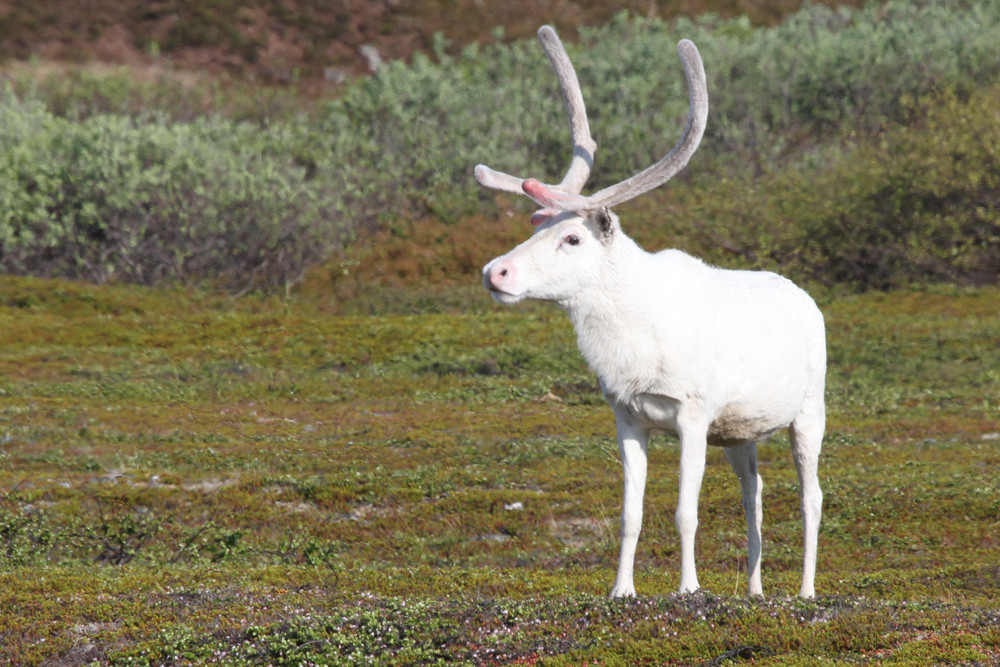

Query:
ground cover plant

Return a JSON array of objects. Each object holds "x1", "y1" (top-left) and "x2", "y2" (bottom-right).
[{"x1": 1, "y1": 276, "x2": 999, "y2": 664}]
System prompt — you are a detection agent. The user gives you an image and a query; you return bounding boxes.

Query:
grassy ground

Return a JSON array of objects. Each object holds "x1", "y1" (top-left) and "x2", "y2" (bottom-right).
[{"x1": 1, "y1": 276, "x2": 999, "y2": 665}]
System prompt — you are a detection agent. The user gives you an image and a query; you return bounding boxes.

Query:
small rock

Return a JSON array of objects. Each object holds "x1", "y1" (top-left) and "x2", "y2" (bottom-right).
[
  {"x1": 323, "y1": 68, "x2": 346, "y2": 85},
  {"x1": 360, "y1": 44, "x2": 382, "y2": 73}
]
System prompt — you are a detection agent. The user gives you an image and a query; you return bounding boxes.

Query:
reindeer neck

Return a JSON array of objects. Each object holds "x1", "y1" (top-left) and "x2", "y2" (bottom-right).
[
  {"x1": 559, "y1": 237, "x2": 677, "y2": 399},
  {"x1": 561, "y1": 235, "x2": 654, "y2": 329}
]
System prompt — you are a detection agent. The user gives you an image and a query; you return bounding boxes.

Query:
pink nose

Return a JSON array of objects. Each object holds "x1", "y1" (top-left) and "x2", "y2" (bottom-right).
[{"x1": 485, "y1": 260, "x2": 515, "y2": 291}]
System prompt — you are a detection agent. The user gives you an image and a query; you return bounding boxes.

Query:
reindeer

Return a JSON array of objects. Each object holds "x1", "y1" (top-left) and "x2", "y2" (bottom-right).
[{"x1": 475, "y1": 26, "x2": 825, "y2": 598}]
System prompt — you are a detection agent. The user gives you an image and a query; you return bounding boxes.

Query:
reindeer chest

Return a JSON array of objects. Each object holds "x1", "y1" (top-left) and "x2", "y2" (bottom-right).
[
  {"x1": 573, "y1": 305, "x2": 694, "y2": 396},
  {"x1": 577, "y1": 329, "x2": 669, "y2": 399}
]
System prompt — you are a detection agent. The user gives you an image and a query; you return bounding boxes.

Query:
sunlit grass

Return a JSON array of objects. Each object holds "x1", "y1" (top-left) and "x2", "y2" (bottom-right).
[{"x1": 1, "y1": 276, "x2": 999, "y2": 664}]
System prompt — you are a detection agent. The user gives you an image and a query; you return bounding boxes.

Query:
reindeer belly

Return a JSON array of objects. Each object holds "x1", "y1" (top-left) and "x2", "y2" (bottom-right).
[{"x1": 706, "y1": 403, "x2": 787, "y2": 446}]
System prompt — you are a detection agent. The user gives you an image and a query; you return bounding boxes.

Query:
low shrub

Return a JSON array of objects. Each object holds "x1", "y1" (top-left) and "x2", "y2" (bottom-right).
[
  {"x1": 0, "y1": 96, "x2": 345, "y2": 292},
  {"x1": 3, "y1": 0, "x2": 1000, "y2": 291},
  {"x1": 767, "y1": 87, "x2": 1000, "y2": 289},
  {"x1": 624, "y1": 86, "x2": 1000, "y2": 292}
]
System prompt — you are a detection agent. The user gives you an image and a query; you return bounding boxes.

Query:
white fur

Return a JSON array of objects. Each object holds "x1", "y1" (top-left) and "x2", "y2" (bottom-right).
[
  {"x1": 483, "y1": 211, "x2": 825, "y2": 598},
  {"x1": 474, "y1": 27, "x2": 825, "y2": 598}
]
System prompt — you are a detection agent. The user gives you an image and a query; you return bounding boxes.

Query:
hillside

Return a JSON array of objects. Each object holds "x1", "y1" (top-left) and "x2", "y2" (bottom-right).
[
  {"x1": 0, "y1": 0, "x2": 864, "y2": 84},
  {"x1": 1, "y1": 0, "x2": 998, "y2": 303}
]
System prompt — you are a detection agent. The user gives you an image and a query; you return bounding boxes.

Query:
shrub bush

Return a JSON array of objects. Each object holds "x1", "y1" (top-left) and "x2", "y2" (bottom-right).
[
  {"x1": 780, "y1": 88, "x2": 1000, "y2": 289},
  {"x1": 652, "y1": 86, "x2": 1000, "y2": 291},
  {"x1": 2, "y1": 0, "x2": 999, "y2": 291},
  {"x1": 0, "y1": 96, "x2": 345, "y2": 291},
  {"x1": 313, "y1": 0, "x2": 1000, "y2": 250}
]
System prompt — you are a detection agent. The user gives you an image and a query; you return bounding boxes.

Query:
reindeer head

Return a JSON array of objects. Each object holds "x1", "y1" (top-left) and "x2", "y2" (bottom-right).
[{"x1": 478, "y1": 26, "x2": 708, "y2": 305}]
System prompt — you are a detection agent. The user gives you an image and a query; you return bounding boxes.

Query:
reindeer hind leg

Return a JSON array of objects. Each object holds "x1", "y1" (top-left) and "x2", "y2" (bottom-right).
[
  {"x1": 724, "y1": 441, "x2": 763, "y2": 597},
  {"x1": 789, "y1": 408, "x2": 824, "y2": 598}
]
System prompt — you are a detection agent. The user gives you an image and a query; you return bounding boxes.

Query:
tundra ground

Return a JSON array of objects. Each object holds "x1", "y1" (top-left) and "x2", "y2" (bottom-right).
[{"x1": 1, "y1": 277, "x2": 999, "y2": 664}]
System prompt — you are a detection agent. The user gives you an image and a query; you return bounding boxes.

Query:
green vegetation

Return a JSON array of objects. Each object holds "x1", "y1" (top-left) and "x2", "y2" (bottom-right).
[
  {"x1": 0, "y1": 102, "x2": 341, "y2": 291},
  {"x1": 669, "y1": 85, "x2": 1000, "y2": 290},
  {"x1": 1, "y1": 277, "x2": 999, "y2": 663},
  {"x1": 3, "y1": 0, "x2": 1000, "y2": 292}
]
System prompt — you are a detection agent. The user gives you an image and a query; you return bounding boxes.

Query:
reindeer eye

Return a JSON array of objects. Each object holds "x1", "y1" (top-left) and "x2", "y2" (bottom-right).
[{"x1": 565, "y1": 234, "x2": 580, "y2": 246}]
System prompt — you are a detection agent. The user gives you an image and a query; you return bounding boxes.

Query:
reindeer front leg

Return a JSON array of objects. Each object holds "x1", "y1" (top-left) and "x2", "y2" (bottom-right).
[
  {"x1": 610, "y1": 413, "x2": 650, "y2": 598},
  {"x1": 675, "y1": 417, "x2": 708, "y2": 594}
]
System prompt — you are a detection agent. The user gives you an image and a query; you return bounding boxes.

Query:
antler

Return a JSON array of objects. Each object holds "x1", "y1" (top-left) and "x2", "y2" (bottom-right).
[
  {"x1": 476, "y1": 34, "x2": 708, "y2": 217},
  {"x1": 574, "y1": 39, "x2": 707, "y2": 210},
  {"x1": 474, "y1": 25, "x2": 597, "y2": 198}
]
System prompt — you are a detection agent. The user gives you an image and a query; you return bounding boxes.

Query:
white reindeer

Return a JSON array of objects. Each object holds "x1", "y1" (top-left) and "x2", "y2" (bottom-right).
[{"x1": 475, "y1": 26, "x2": 825, "y2": 598}]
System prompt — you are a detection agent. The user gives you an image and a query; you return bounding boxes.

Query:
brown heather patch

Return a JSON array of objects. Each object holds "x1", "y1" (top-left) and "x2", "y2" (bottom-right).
[
  {"x1": 0, "y1": 0, "x2": 865, "y2": 84},
  {"x1": 297, "y1": 212, "x2": 529, "y2": 311}
]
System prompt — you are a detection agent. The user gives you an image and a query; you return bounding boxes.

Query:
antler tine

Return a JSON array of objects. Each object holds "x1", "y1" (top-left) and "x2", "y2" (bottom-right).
[
  {"x1": 474, "y1": 25, "x2": 597, "y2": 198},
  {"x1": 537, "y1": 25, "x2": 597, "y2": 194},
  {"x1": 578, "y1": 39, "x2": 708, "y2": 210},
  {"x1": 473, "y1": 165, "x2": 525, "y2": 194}
]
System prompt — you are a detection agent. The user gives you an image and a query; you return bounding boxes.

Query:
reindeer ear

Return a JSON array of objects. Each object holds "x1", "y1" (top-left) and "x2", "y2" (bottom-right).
[{"x1": 596, "y1": 207, "x2": 614, "y2": 238}]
